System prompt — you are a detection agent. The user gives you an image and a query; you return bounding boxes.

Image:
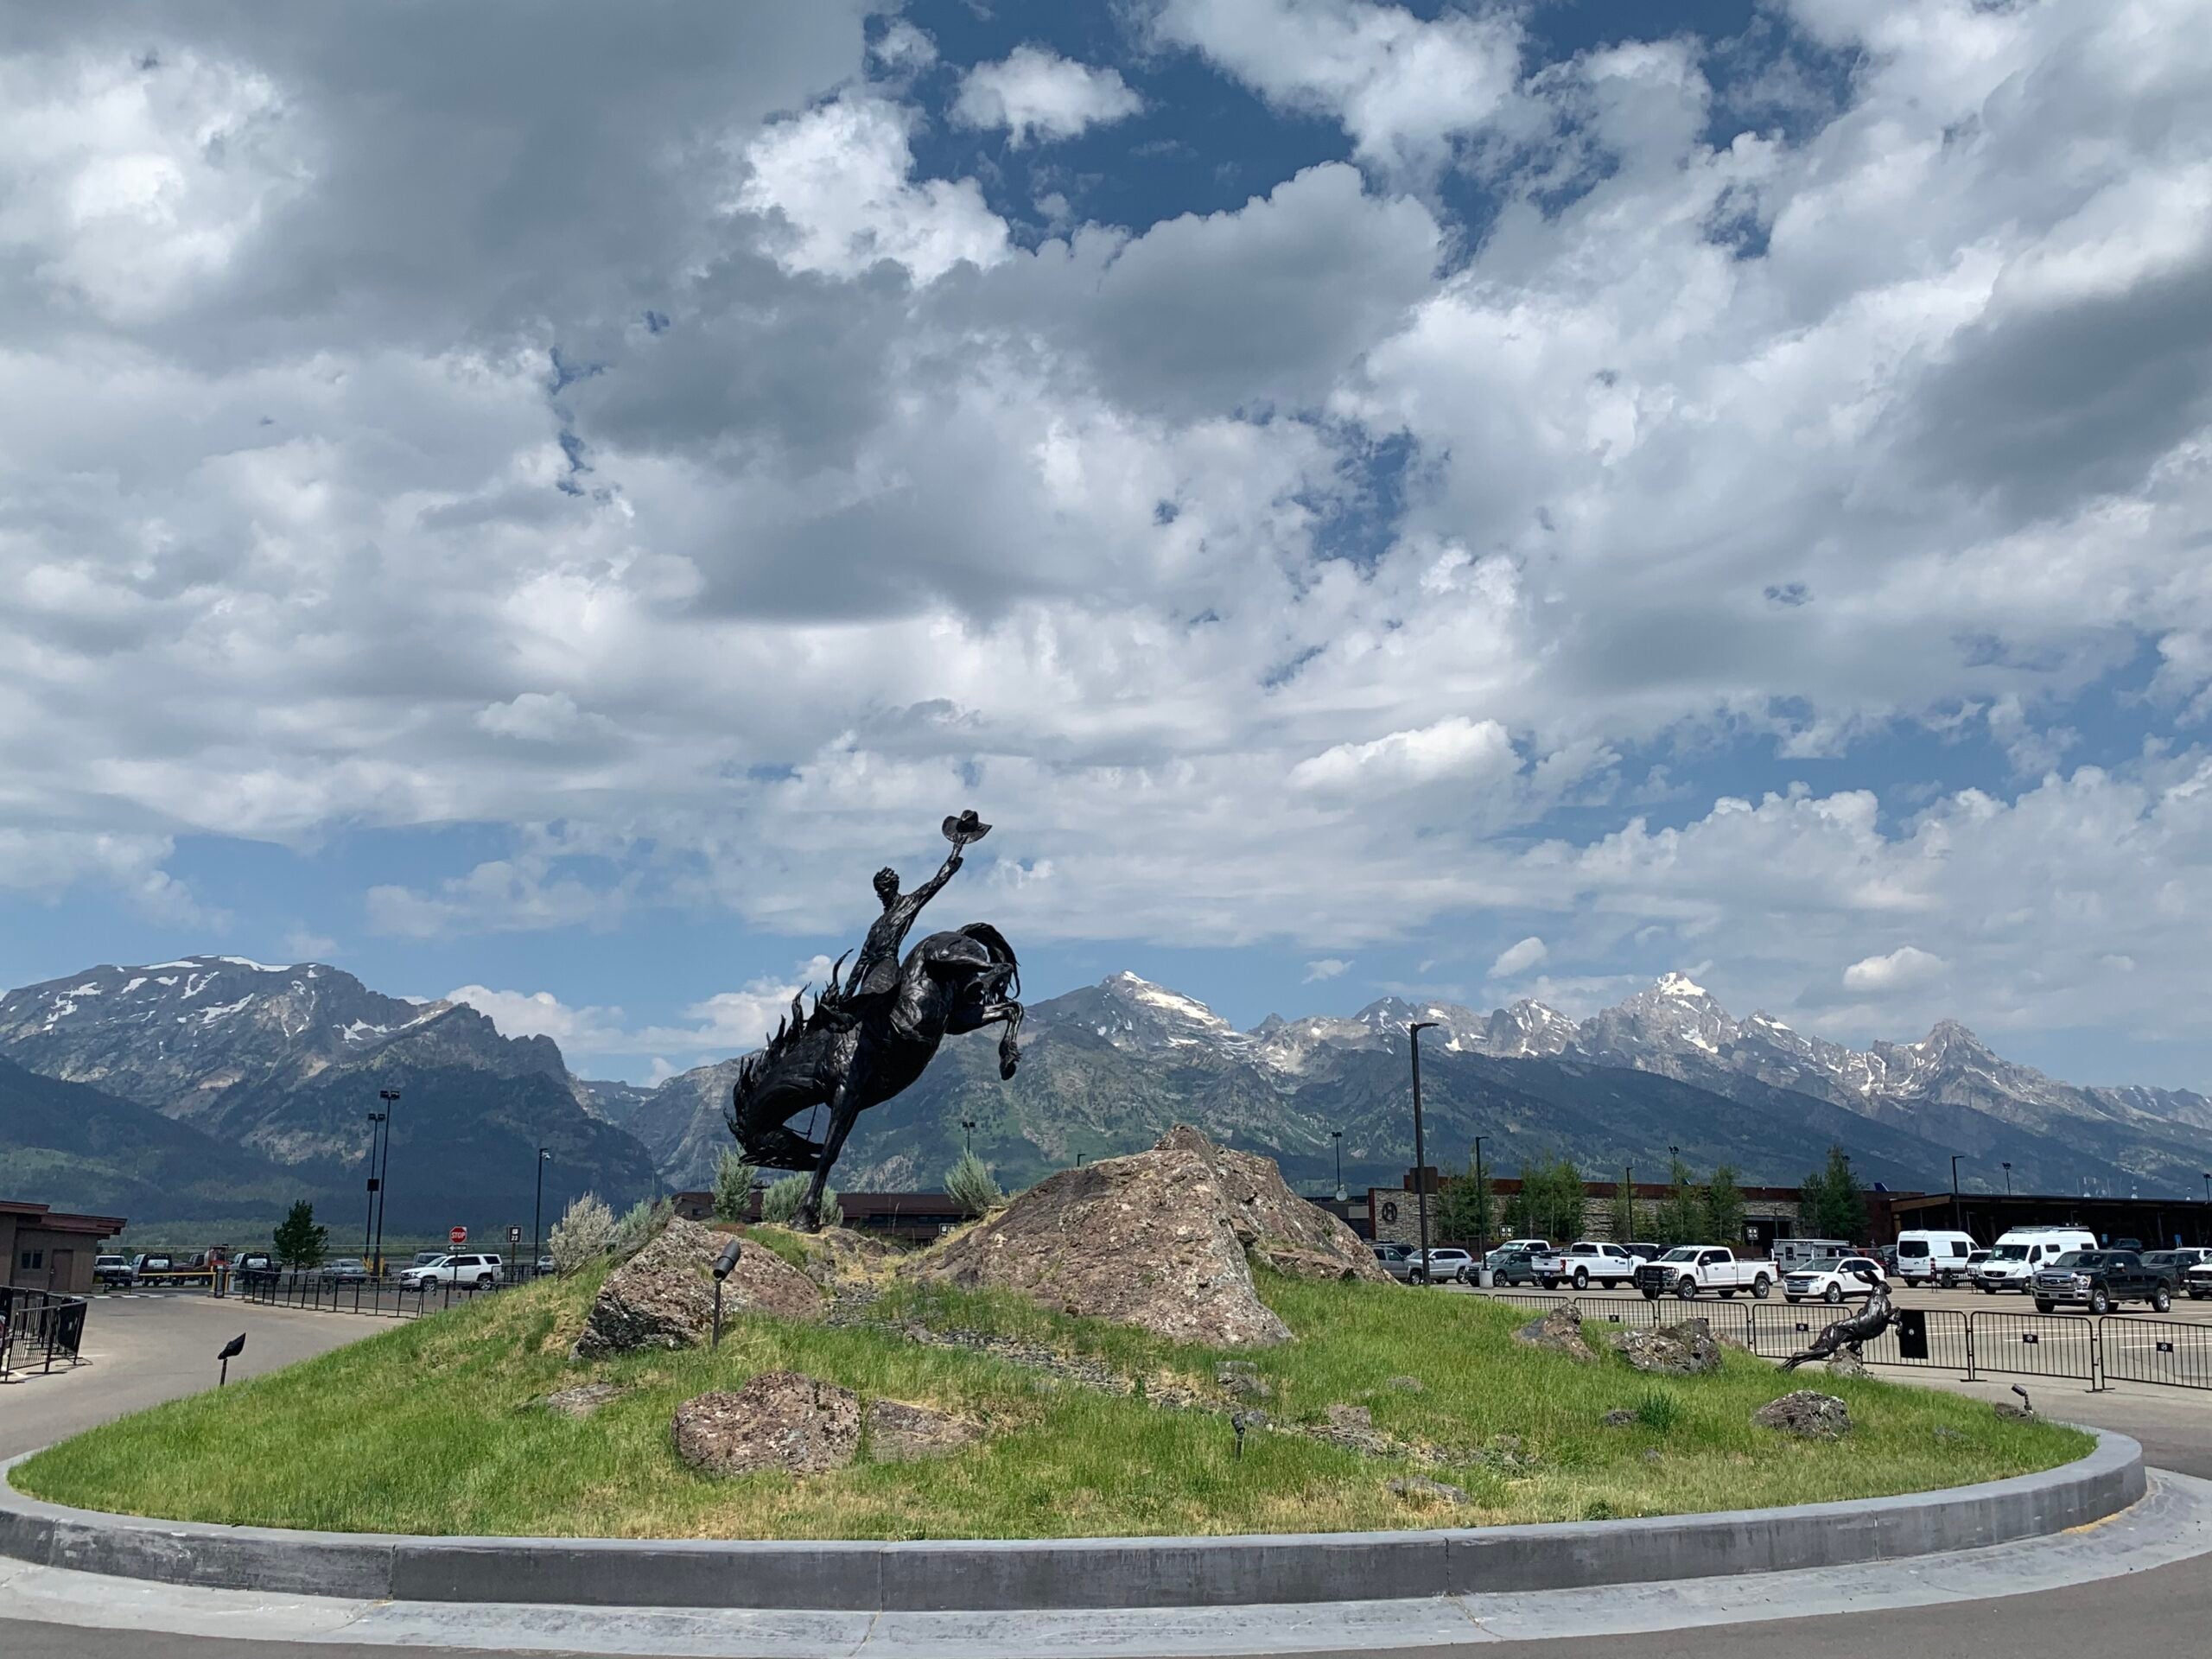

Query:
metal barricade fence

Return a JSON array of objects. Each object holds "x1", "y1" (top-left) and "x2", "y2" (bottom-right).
[
  {"x1": 1966, "y1": 1309, "x2": 2099, "y2": 1382},
  {"x1": 2101, "y1": 1316, "x2": 2212, "y2": 1391},
  {"x1": 238, "y1": 1269, "x2": 509, "y2": 1321},
  {"x1": 1745, "y1": 1303, "x2": 1972, "y2": 1373},
  {"x1": 0, "y1": 1287, "x2": 91, "y2": 1377}
]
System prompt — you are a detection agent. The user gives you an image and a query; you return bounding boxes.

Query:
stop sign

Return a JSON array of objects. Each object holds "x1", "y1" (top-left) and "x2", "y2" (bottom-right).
[{"x1": 449, "y1": 1225, "x2": 467, "y2": 1247}]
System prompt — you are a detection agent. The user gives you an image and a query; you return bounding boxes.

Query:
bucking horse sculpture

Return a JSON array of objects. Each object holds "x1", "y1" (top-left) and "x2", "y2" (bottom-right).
[
  {"x1": 1779, "y1": 1268, "x2": 1895, "y2": 1371},
  {"x1": 727, "y1": 810, "x2": 1022, "y2": 1231}
]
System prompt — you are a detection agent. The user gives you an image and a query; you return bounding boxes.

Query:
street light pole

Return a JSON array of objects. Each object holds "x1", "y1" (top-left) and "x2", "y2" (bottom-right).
[
  {"x1": 2002, "y1": 1161, "x2": 2012, "y2": 1196},
  {"x1": 961, "y1": 1117, "x2": 976, "y2": 1156},
  {"x1": 1409, "y1": 1023, "x2": 1438, "y2": 1281},
  {"x1": 1951, "y1": 1154, "x2": 1963, "y2": 1231},
  {"x1": 372, "y1": 1088, "x2": 399, "y2": 1277},
  {"x1": 533, "y1": 1147, "x2": 550, "y2": 1274},
  {"x1": 1332, "y1": 1129, "x2": 1344, "y2": 1202},
  {"x1": 1471, "y1": 1135, "x2": 1488, "y2": 1255},
  {"x1": 362, "y1": 1110, "x2": 386, "y2": 1259}
]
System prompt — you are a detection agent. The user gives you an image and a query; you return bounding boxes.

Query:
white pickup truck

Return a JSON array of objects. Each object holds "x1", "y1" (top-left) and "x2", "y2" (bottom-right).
[
  {"x1": 1632, "y1": 1246, "x2": 1774, "y2": 1300},
  {"x1": 1531, "y1": 1241, "x2": 1646, "y2": 1290}
]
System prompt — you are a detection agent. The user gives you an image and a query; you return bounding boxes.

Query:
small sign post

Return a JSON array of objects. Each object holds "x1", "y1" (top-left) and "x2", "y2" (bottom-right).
[{"x1": 449, "y1": 1225, "x2": 467, "y2": 1247}]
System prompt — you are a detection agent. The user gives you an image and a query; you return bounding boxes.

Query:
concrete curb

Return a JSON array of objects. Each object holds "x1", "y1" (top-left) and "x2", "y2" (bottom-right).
[{"x1": 0, "y1": 1428, "x2": 2145, "y2": 1612}]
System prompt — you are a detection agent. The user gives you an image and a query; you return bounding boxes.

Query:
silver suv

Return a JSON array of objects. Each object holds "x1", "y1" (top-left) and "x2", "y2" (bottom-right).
[{"x1": 399, "y1": 1252, "x2": 504, "y2": 1291}]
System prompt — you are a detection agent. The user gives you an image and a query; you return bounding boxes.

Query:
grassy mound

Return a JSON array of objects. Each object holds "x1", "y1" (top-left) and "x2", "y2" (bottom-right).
[{"x1": 13, "y1": 1267, "x2": 2087, "y2": 1540}]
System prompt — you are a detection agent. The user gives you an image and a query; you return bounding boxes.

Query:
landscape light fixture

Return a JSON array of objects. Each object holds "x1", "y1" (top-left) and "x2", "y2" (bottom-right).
[
  {"x1": 711, "y1": 1236, "x2": 744, "y2": 1349},
  {"x1": 1231, "y1": 1412, "x2": 1249, "y2": 1460},
  {"x1": 217, "y1": 1332, "x2": 245, "y2": 1388},
  {"x1": 1409, "y1": 1023, "x2": 1438, "y2": 1281},
  {"x1": 2011, "y1": 1384, "x2": 2032, "y2": 1416}
]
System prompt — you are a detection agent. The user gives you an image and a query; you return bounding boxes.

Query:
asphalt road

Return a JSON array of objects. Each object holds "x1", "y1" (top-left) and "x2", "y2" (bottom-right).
[{"x1": 2, "y1": 1290, "x2": 2209, "y2": 1657}]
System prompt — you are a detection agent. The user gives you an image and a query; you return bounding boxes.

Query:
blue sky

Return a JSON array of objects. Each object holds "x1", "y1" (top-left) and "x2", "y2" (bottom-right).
[{"x1": 4, "y1": 1, "x2": 2212, "y2": 1090}]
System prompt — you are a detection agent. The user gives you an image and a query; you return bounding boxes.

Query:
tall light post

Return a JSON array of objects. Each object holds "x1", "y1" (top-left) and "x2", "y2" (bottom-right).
[
  {"x1": 1409, "y1": 1022, "x2": 1438, "y2": 1281},
  {"x1": 1332, "y1": 1129, "x2": 1345, "y2": 1202},
  {"x1": 372, "y1": 1088, "x2": 399, "y2": 1277},
  {"x1": 960, "y1": 1117, "x2": 977, "y2": 1156},
  {"x1": 2002, "y1": 1160, "x2": 2012, "y2": 1197},
  {"x1": 1950, "y1": 1154, "x2": 1964, "y2": 1232},
  {"x1": 532, "y1": 1147, "x2": 551, "y2": 1274},
  {"x1": 1623, "y1": 1162, "x2": 1635, "y2": 1244},
  {"x1": 362, "y1": 1109, "x2": 386, "y2": 1259},
  {"x1": 1471, "y1": 1135, "x2": 1489, "y2": 1255}
]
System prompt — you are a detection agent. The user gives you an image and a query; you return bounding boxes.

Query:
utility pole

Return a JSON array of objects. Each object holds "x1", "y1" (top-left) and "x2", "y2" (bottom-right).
[
  {"x1": 1409, "y1": 1023, "x2": 1437, "y2": 1282},
  {"x1": 1472, "y1": 1135, "x2": 1488, "y2": 1255},
  {"x1": 1951, "y1": 1154, "x2": 1963, "y2": 1231},
  {"x1": 1332, "y1": 1129, "x2": 1344, "y2": 1202},
  {"x1": 1624, "y1": 1162, "x2": 1634, "y2": 1243},
  {"x1": 372, "y1": 1088, "x2": 399, "y2": 1277},
  {"x1": 961, "y1": 1117, "x2": 976, "y2": 1156},
  {"x1": 533, "y1": 1147, "x2": 551, "y2": 1274},
  {"x1": 2002, "y1": 1160, "x2": 2012, "y2": 1197}
]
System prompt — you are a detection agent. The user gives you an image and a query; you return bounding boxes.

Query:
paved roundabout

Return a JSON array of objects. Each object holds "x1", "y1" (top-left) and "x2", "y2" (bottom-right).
[{"x1": 3, "y1": 1292, "x2": 2210, "y2": 1657}]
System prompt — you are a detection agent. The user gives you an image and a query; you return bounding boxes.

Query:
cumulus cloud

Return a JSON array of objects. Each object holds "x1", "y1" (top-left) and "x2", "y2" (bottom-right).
[
  {"x1": 1841, "y1": 945, "x2": 1946, "y2": 993},
  {"x1": 1487, "y1": 936, "x2": 1547, "y2": 979},
  {"x1": 953, "y1": 47, "x2": 1141, "y2": 145},
  {"x1": 1304, "y1": 957, "x2": 1351, "y2": 981},
  {"x1": 451, "y1": 956, "x2": 840, "y2": 1071}
]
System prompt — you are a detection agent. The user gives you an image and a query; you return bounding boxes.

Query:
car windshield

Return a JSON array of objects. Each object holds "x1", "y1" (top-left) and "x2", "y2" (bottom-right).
[
  {"x1": 1898, "y1": 1241, "x2": 1929, "y2": 1255},
  {"x1": 2050, "y1": 1252, "x2": 2097, "y2": 1268},
  {"x1": 1990, "y1": 1244, "x2": 2029, "y2": 1260},
  {"x1": 416, "y1": 1255, "x2": 449, "y2": 1269},
  {"x1": 1659, "y1": 1248, "x2": 1700, "y2": 1262}
]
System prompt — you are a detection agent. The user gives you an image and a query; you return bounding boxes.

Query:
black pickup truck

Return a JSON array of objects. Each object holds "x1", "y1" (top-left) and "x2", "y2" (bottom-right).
[{"x1": 2031, "y1": 1249, "x2": 2171, "y2": 1314}]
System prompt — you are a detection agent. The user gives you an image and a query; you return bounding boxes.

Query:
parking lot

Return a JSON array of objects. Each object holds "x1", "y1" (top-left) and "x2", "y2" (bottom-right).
[{"x1": 1447, "y1": 1277, "x2": 2212, "y2": 1324}]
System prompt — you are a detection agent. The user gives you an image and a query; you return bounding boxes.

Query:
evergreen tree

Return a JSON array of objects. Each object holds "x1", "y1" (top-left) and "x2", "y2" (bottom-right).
[
  {"x1": 272, "y1": 1199, "x2": 327, "y2": 1268},
  {"x1": 1701, "y1": 1164, "x2": 1747, "y2": 1249},
  {"x1": 1503, "y1": 1163, "x2": 1541, "y2": 1239},
  {"x1": 1437, "y1": 1154, "x2": 1495, "y2": 1246},
  {"x1": 711, "y1": 1149, "x2": 758, "y2": 1223},
  {"x1": 1802, "y1": 1145, "x2": 1867, "y2": 1242},
  {"x1": 1656, "y1": 1157, "x2": 1702, "y2": 1245},
  {"x1": 1541, "y1": 1154, "x2": 1588, "y2": 1241},
  {"x1": 760, "y1": 1173, "x2": 842, "y2": 1229}
]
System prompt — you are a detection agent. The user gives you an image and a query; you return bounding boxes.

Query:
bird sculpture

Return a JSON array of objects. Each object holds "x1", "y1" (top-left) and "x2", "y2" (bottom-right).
[{"x1": 1779, "y1": 1268, "x2": 1894, "y2": 1372}]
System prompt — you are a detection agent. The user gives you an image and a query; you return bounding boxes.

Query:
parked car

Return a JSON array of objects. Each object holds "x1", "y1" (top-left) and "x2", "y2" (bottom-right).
[
  {"x1": 319, "y1": 1257, "x2": 371, "y2": 1285},
  {"x1": 399, "y1": 1252, "x2": 505, "y2": 1291},
  {"x1": 2186, "y1": 1260, "x2": 2212, "y2": 1300},
  {"x1": 1975, "y1": 1228, "x2": 2098, "y2": 1294},
  {"x1": 229, "y1": 1252, "x2": 278, "y2": 1287},
  {"x1": 1486, "y1": 1248, "x2": 1543, "y2": 1287},
  {"x1": 92, "y1": 1254, "x2": 135, "y2": 1288},
  {"x1": 128, "y1": 1252, "x2": 213, "y2": 1287},
  {"x1": 1894, "y1": 1230, "x2": 1979, "y2": 1287},
  {"x1": 1622, "y1": 1241, "x2": 1664, "y2": 1264},
  {"x1": 1965, "y1": 1249, "x2": 1993, "y2": 1275},
  {"x1": 1371, "y1": 1243, "x2": 1414, "y2": 1281},
  {"x1": 1783, "y1": 1255, "x2": 1888, "y2": 1304},
  {"x1": 2139, "y1": 1249, "x2": 2212, "y2": 1289},
  {"x1": 1633, "y1": 1247, "x2": 1774, "y2": 1300},
  {"x1": 2111, "y1": 1238, "x2": 2145, "y2": 1254},
  {"x1": 1497, "y1": 1238, "x2": 1552, "y2": 1255},
  {"x1": 2033, "y1": 1250, "x2": 2171, "y2": 1314},
  {"x1": 1534, "y1": 1240, "x2": 1647, "y2": 1290},
  {"x1": 1406, "y1": 1248, "x2": 1473, "y2": 1284}
]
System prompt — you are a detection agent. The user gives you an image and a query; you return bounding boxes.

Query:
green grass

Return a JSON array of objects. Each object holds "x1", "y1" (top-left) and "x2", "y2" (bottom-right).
[{"x1": 13, "y1": 1267, "x2": 2088, "y2": 1541}]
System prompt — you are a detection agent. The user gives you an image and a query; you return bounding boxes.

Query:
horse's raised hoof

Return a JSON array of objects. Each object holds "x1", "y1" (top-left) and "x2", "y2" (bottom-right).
[{"x1": 998, "y1": 1038, "x2": 1020, "y2": 1081}]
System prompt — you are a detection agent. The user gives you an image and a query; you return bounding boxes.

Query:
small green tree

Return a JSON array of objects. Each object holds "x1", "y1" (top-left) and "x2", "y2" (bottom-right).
[
  {"x1": 944, "y1": 1151, "x2": 1003, "y2": 1217},
  {"x1": 712, "y1": 1149, "x2": 758, "y2": 1223},
  {"x1": 548, "y1": 1192, "x2": 614, "y2": 1274},
  {"x1": 1503, "y1": 1163, "x2": 1541, "y2": 1238},
  {"x1": 1437, "y1": 1156, "x2": 1495, "y2": 1246},
  {"x1": 1802, "y1": 1145, "x2": 1867, "y2": 1242},
  {"x1": 1541, "y1": 1154, "x2": 1588, "y2": 1241},
  {"x1": 1701, "y1": 1163, "x2": 1747, "y2": 1249},
  {"x1": 1656, "y1": 1158, "x2": 1703, "y2": 1246},
  {"x1": 272, "y1": 1199, "x2": 327, "y2": 1268},
  {"x1": 760, "y1": 1173, "x2": 842, "y2": 1229}
]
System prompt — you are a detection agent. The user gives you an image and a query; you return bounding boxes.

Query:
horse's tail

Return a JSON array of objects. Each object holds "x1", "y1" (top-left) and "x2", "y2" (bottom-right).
[{"x1": 960, "y1": 921, "x2": 1020, "y2": 999}]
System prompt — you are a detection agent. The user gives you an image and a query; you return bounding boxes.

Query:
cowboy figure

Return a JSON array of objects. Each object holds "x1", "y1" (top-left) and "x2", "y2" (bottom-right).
[{"x1": 842, "y1": 846, "x2": 964, "y2": 1026}]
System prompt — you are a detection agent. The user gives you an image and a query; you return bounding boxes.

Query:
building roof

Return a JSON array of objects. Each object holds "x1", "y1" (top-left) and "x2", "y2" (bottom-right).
[{"x1": 0, "y1": 1198, "x2": 129, "y2": 1236}]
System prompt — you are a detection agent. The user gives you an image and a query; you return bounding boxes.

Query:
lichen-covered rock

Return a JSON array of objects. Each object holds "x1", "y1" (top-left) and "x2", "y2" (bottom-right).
[
  {"x1": 1217, "y1": 1360, "x2": 1273, "y2": 1400},
  {"x1": 903, "y1": 1126, "x2": 1381, "y2": 1347},
  {"x1": 671, "y1": 1371, "x2": 981, "y2": 1476},
  {"x1": 1601, "y1": 1407, "x2": 1638, "y2": 1427},
  {"x1": 1993, "y1": 1400, "x2": 2035, "y2": 1421},
  {"x1": 1311, "y1": 1402, "x2": 1402, "y2": 1458},
  {"x1": 1252, "y1": 1243, "x2": 1361, "y2": 1281},
  {"x1": 1513, "y1": 1302, "x2": 1598, "y2": 1363},
  {"x1": 572, "y1": 1217, "x2": 824, "y2": 1358},
  {"x1": 1611, "y1": 1318, "x2": 1721, "y2": 1376},
  {"x1": 1753, "y1": 1390, "x2": 1852, "y2": 1440},
  {"x1": 1821, "y1": 1346, "x2": 1870, "y2": 1380}
]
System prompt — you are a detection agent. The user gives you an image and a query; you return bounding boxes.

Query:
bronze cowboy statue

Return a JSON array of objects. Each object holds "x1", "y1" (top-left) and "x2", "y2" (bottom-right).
[{"x1": 726, "y1": 810, "x2": 1022, "y2": 1231}]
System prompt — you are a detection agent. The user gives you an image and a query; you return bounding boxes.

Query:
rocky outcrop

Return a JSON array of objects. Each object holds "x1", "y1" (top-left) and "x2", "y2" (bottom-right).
[
  {"x1": 671, "y1": 1372, "x2": 980, "y2": 1477},
  {"x1": 536, "y1": 1382, "x2": 629, "y2": 1420},
  {"x1": 786, "y1": 1225, "x2": 895, "y2": 1288},
  {"x1": 572, "y1": 1218, "x2": 824, "y2": 1358},
  {"x1": 1310, "y1": 1402, "x2": 1403, "y2": 1458},
  {"x1": 903, "y1": 1126, "x2": 1379, "y2": 1347},
  {"x1": 1512, "y1": 1303, "x2": 1598, "y2": 1363},
  {"x1": 1753, "y1": 1390, "x2": 1852, "y2": 1440},
  {"x1": 1252, "y1": 1243, "x2": 1363, "y2": 1281},
  {"x1": 1611, "y1": 1318, "x2": 1721, "y2": 1376},
  {"x1": 1389, "y1": 1476, "x2": 1469, "y2": 1507}
]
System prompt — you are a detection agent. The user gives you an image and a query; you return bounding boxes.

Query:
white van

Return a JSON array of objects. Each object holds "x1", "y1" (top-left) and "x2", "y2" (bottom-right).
[
  {"x1": 1974, "y1": 1227, "x2": 2098, "y2": 1294},
  {"x1": 1895, "y1": 1230, "x2": 1979, "y2": 1287}
]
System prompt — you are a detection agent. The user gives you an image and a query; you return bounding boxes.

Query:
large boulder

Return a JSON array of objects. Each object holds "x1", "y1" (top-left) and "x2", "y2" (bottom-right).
[
  {"x1": 671, "y1": 1371, "x2": 981, "y2": 1477},
  {"x1": 572, "y1": 1217, "x2": 825, "y2": 1359},
  {"x1": 903, "y1": 1126, "x2": 1382, "y2": 1347},
  {"x1": 1611, "y1": 1318, "x2": 1721, "y2": 1376},
  {"x1": 1513, "y1": 1302, "x2": 1599, "y2": 1363}
]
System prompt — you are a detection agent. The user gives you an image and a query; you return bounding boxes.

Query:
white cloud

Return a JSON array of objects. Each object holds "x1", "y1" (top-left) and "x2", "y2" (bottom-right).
[
  {"x1": 735, "y1": 95, "x2": 1008, "y2": 283},
  {"x1": 450, "y1": 956, "x2": 840, "y2": 1068},
  {"x1": 1303, "y1": 957, "x2": 1351, "y2": 982},
  {"x1": 1487, "y1": 936, "x2": 1547, "y2": 979},
  {"x1": 953, "y1": 47, "x2": 1141, "y2": 146},
  {"x1": 1841, "y1": 945, "x2": 1947, "y2": 992},
  {"x1": 1290, "y1": 716, "x2": 1516, "y2": 793}
]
